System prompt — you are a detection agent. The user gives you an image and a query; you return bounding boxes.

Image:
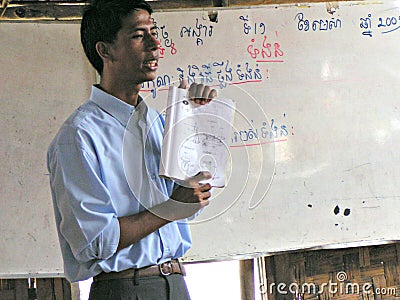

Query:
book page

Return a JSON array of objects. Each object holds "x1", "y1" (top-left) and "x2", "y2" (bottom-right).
[{"x1": 160, "y1": 86, "x2": 235, "y2": 187}]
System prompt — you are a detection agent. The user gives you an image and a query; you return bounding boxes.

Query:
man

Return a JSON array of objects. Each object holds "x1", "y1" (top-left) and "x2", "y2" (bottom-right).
[{"x1": 47, "y1": 0, "x2": 217, "y2": 299}]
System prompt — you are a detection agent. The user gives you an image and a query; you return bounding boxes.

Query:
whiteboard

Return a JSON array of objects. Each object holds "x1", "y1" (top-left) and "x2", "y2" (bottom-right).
[
  {"x1": 1, "y1": 0, "x2": 400, "y2": 277},
  {"x1": 0, "y1": 23, "x2": 95, "y2": 277},
  {"x1": 144, "y1": 1, "x2": 400, "y2": 262}
]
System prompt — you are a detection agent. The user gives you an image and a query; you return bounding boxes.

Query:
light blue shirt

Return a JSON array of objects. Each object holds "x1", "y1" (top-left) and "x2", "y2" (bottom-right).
[{"x1": 47, "y1": 86, "x2": 192, "y2": 282}]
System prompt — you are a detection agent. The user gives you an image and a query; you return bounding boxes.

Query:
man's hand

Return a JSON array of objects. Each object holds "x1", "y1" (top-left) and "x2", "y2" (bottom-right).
[
  {"x1": 117, "y1": 172, "x2": 212, "y2": 250},
  {"x1": 152, "y1": 171, "x2": 212, "y2": 221},
  {"x1": 178, "y1": 78, "x2": 217, "y2": 105}
]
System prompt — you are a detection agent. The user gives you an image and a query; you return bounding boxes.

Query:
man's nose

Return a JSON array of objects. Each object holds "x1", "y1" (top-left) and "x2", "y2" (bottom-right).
[{"x1": 147, "y1": 35, "x2": 160, "y2": 51}]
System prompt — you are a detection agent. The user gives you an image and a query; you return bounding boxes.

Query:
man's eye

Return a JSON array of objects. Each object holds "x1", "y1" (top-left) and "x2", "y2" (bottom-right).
[{"x1": 132, "y1": 34, "x2": 144, "y2": 39}]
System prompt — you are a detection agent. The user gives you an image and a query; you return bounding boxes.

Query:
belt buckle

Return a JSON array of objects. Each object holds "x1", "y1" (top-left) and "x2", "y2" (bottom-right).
[{"x1": 159, "y1": 261, "x2": 173, "y2": 276}]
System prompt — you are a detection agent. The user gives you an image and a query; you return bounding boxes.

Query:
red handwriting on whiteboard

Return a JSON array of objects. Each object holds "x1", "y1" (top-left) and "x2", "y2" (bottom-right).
[
  {"x1": 246, "y1": 34, "x2": 285, "y2": 63},
  {"x1": 153, "y1": 20, "x2": 177, "y2": 57}
]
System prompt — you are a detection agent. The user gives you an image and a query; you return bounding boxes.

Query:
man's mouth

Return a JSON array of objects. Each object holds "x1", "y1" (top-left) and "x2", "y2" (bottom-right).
[{"x1": 143, "y1": 59, "x2": 158, "y2": 69}]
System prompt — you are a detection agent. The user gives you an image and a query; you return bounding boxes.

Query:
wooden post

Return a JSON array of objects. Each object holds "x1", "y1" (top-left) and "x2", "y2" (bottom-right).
[
  {"x1": 240, "y1": 259, "x2": 255, "y2": 300},
  {"x1": 36, "y1": 278, "x2": 72, "y2": 300}
]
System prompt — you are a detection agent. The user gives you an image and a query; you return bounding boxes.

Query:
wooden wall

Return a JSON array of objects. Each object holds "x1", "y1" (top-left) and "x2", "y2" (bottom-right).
[{"x1": 264, "y1": 243, "x2": 400, "y2": 300}]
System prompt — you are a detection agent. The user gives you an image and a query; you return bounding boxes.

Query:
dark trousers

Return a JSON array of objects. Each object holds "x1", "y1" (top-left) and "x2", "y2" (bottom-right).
[{"x1": 88, "y1": 274, "x2": 191, "y2": 300}]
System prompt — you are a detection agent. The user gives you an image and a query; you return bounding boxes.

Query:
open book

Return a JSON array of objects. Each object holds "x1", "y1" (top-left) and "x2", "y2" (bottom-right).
[{"x1": 159, "y1": 86, "x2": 235, "y2": 187}]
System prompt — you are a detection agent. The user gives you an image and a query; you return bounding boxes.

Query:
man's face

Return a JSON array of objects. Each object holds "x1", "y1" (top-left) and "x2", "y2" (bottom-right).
[{"x1": 108, "y1": 9, "x2": 160, "y2": 85}]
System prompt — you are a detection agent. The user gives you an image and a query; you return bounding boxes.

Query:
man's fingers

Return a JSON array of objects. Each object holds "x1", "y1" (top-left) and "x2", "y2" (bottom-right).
[
  {"x1": 199, "y1": 183, "x2": 212, "y2": 192},
  {"x1": 200, "y1": 191, "x2": 212, "y2": 201},
  {"x1": 188, "y1": 82, "x2": 197, "y2": 98},
  {"x1": 200, "y1": 199, "x2": 210, "y2": 207},
  {"x1": 201, "y1": 85, "x2": 211, "y2": 99},
  {"x1": 187, "y1": 83, "x2": 218, "y2": 105},
  {"x1": 195, "y1": 84, "x2": 205, "y2": 99},
  {"x1": 174, "y1": 171, "x2": 212, "y2": 188},
  {"x1": 191, "y1": 171, "x2": 212, "y2": 185},
  {"x1": 209, "y1": 88, "x2": 217, "y2": 100},
  {"x1": 178, "y1": 78, "x2": 188, "y2": 90}
]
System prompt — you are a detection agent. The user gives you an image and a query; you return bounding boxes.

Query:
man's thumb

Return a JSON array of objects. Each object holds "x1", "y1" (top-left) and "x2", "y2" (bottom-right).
[
  {"x1": 178, "y1": 78, "x2": 187, "y2": 90},
  {"x1": 191, "y1": 171, "x2": 212, "y2": 185}
]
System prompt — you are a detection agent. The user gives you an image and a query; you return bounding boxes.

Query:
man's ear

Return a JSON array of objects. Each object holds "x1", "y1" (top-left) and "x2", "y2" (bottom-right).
[{"x1": 95, "y1": 41, "x2": 112, "y2": 61}]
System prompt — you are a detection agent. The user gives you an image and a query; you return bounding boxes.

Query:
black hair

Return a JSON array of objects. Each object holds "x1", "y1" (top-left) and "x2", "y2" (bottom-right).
[{"x1": 80, "y1": 0, "x2": 153, "y2": 75}]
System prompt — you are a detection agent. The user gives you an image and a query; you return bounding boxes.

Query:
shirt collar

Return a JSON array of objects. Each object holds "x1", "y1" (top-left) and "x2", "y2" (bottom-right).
[{"x1": 89, "y1": 85, "x2": 145, "y2": 127}]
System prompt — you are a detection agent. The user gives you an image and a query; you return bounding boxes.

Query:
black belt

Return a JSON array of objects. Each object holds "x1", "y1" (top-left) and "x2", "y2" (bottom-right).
[{"x1": 93, "y1": 260, "x2": 185, "y2": 282}]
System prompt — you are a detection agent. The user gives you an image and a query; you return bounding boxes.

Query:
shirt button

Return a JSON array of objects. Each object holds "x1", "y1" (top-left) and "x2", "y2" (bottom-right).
[{"x1": 151, "y1": 174, "x2": 156, "y2": 180}]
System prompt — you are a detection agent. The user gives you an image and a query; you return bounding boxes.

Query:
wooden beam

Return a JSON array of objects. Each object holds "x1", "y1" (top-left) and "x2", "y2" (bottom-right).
[
  {"x1": 0, "y1": 0, "x2": 354, "y2": 22},
  {"x1": 0, "y1": 1, "x2": 220, "y2": 21},
  {"x1": 151, "y1": 0, "x2": 215, "y2": 9},
  {"x1": 225, "y1": 0, "x2": 351, "y2": 7},
  {"x1": 228, "y1": 0, "x2": 348, "y2": 5},
  {"x1": 0, "y1": 3, "x2": 87, "y2": 21}
]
